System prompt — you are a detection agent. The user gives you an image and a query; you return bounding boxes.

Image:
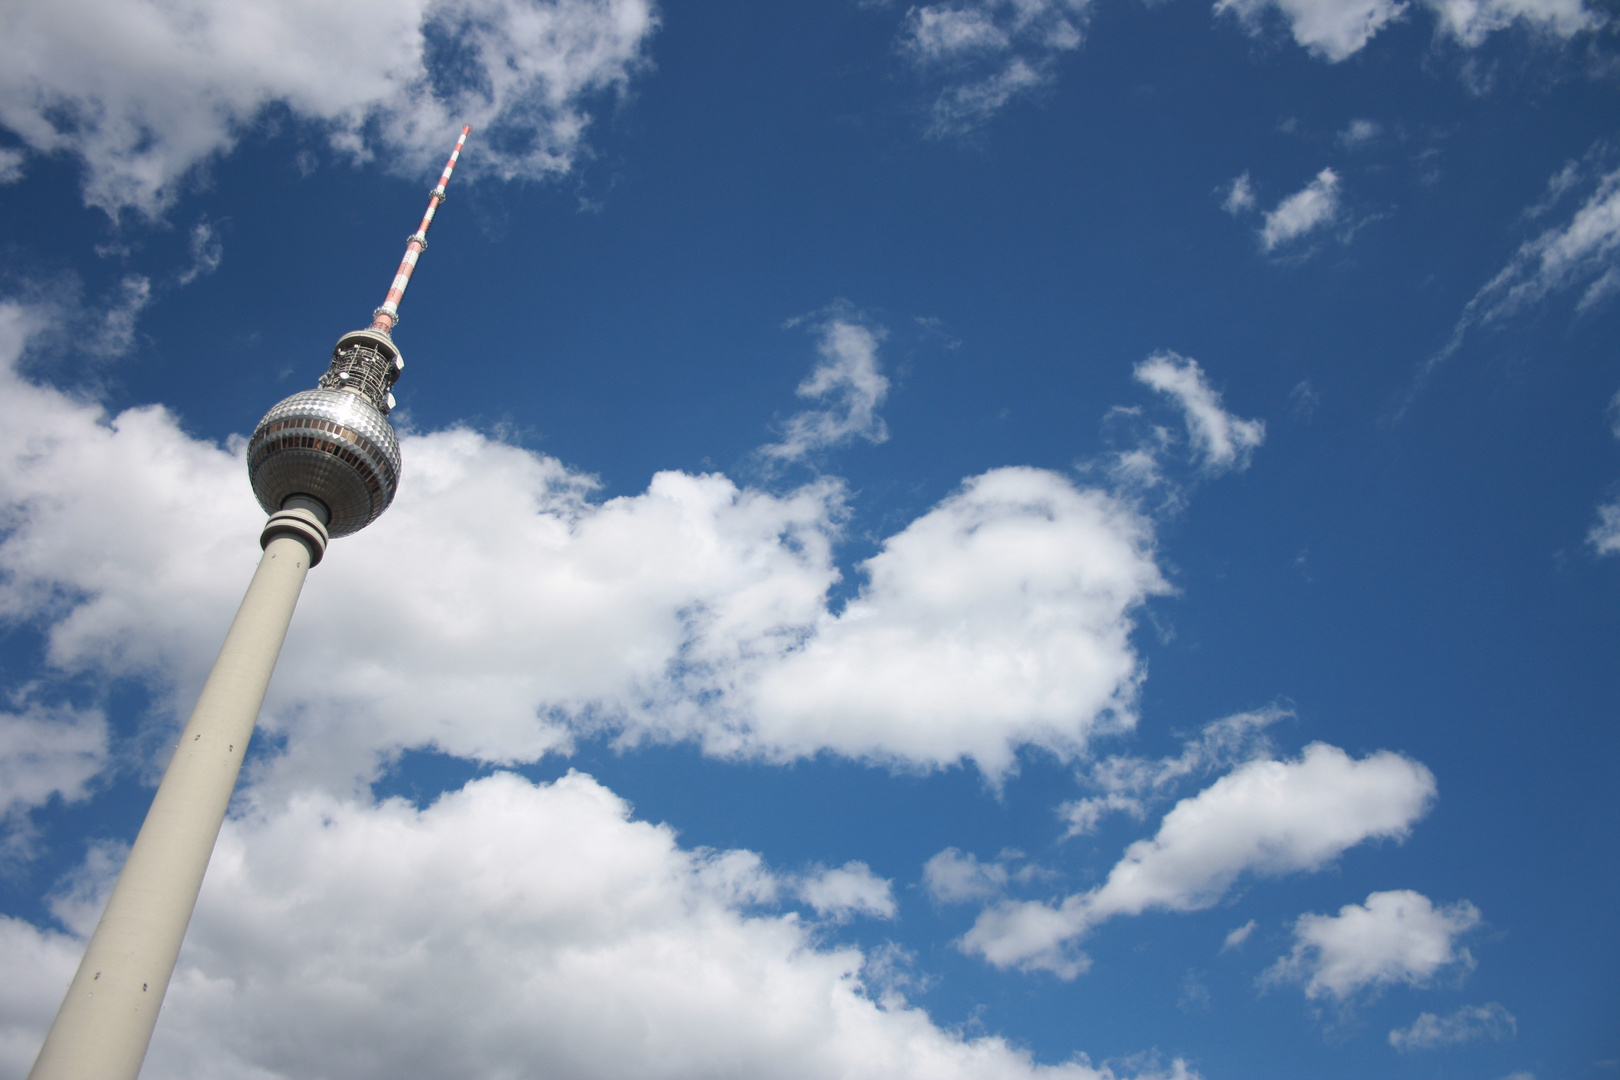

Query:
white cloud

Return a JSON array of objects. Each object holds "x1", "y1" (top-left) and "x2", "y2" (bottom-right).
[
  {"x1": 0, "y1": 297, "x2": 1167, "y2": 792},
  {"x1": 1593, "y1": 391, "x2": 1620, "y2": 555},
  {"x1": 2, "y1": 770, "x2": 1193, "y2": 1080},
  {"x1": 797, "y1": 861, "x2": 898, "y2": 921},
  {"x1": 906, "y1": 5, "x2": 1013, "y2": 56},
  {"x1": 86, "y1": 275, "x2": 153, "y2": 358},
  {"x1": 0, "y1": 148, "x2": 24, "y2": 185},
  {"x1": 1134, "y1": 353, "x2": 1265, "y2": 472},
  {"x1": 0, "y1": 917, "x2": 81, "y2": 1074},
  {"x1": 1088, "y1": 745, "x2": 1434, "y2": 919},
  {"x1": 1388, "y1": 1002, "x2": 1516, "y2": 1050},
  {"x1": 1259, "y1": 168, "x2": 1341, "y2": 252},
  {"x1": 924, "y1": 848, "x2": 1011, "y2": 904},
  {"x1": 1264, "y1": 889, "x2": 1481, "y2": 1000},
  {"x1": 1337, "y1": 118, "x2": 1381, "y2": 148},
  {"x1": 176, "y1": 221, "x2": 223, "y2": 287},
  {"x1": 898, "y1": 1, "x2": 1091, "y2": 135},
  {"x1": 1215, "y1": 0, "x2": 1409, "y2": 61},
  {"x1": 1059, "y1": 793, "x2": 1145, "y2": 837},
  {"x1": 735, "y1": 466, "x2": 1166, "y2": 778},
  {"x1": 763, "y1": 312, "x2": 891, "y2": 461},
  {"x1": 1060, "y1": 710, "x2": 1286, "y2": 837},
  {"x1": 0, "y1": 0, "x2": 657, "y2": 217},
  {"x1": 1424, "y1": 0, "x2": 1600, "y2": 47},
  {"x1": 1465, "y1": 163, "x2": 1620, "y2": 325},
  {"x1": 1213, "y1": 0, "x2": 1596, "y2": 60},
  {"x1": 1592, "y1": 501, "x2": 1620, "y2": 555},
  {"x1": 1421, "y1": 152, "x2": 1620, "y2": 399},
  {"x1": 962, "y1": 743, "x2": 1437, "y2": 976},
  {"x1": 0, "y1": 705, "x2": 108, "y2": 850},
  {"x1": 1221, "y1": 919, "x2": 1257, "y2": 952},
  {"x1": 1221, "y1": 173, "x2": 1256, "y2": 216}
]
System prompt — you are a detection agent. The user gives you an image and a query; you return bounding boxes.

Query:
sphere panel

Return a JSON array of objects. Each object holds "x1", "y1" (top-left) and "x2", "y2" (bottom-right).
[{"x1": 247, "y1": 389, "x2": 401, "y2": 537}]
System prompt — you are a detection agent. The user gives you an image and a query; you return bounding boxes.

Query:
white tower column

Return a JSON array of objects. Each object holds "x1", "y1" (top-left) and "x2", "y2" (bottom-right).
[{"x1": 28, "y1": 505, "x2": 329, "y2": 1080}]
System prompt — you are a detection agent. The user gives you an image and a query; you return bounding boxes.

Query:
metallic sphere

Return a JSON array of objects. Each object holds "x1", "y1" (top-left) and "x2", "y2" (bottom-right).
[{"x1": 246, "y1": 330, "x2": 405, "y2": 538}]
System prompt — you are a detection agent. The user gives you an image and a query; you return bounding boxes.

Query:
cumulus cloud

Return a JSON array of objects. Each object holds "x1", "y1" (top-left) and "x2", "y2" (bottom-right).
[
  {"x1": 0, "y1": 0, "x2": 658, "y2": 216},
  {"x1": 1214, "y1": 0, "x2": 1409, "y2": 61},
  {"x1": 962, "y1": 744, "x2": 1437, "y2": 976},
  {"x1": 3, "y1": 770, "x2": 1192, "y2": 1080},
  {"x1": 763, "y1": 312, "x2": 891, "y2": 462},
  {"x1": 796, "y1": 861, "x2": 898, "y2": 921},
  {"x1": 1259, "y1": 168, "x2": 1341, "y2": 252},
  {"x1": 0, "y1": 917, "x2": 80, "y2": 1073},
  {"x1": 1388, "y1": 1002, "x2": 1516, "y2": 1050},
  {"x1": 0, "y1": 147, "x2": 24, "y2": 185},
  {"x1": 0, "y1": 705, "x2": 108, "y2": 852},
  {"x1": 924, "y1": 848, "x2": 1012, "y2": 904},
  {"x1": 1264, "y1": 889, "x2": 1481, "y2": 1000},
  {"x1": 735, "y1": 466, "x2": 1166, "y2": 777},
  {"x1": 0, "y1": 296, "x2": 1167, "y2": 794},
  {"x1": 898, "y1": 0, "x2": 1091, "y2": 135}
]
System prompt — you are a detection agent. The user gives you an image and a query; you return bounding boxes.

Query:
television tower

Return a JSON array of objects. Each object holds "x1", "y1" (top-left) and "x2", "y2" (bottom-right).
[{"x1": 28, "y1": 126, "x2": 471, "y2": 1080}]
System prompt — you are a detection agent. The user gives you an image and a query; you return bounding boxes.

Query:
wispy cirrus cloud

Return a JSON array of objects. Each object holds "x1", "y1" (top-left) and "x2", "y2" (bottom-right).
[
  {"x1": 1134, "y1": 353, "x2": 1266, "y2": 472},
  {"x1": 762, "y1": 307, "x2": 890, "y2": 462},
  {"x1": 1214, "y1": 0, "x2": 1599, "y2": 62},
  {"x1": 897, "y1": 0, "x2": 1091, "y2": 136},
  {"x1": 1389, "y1": 1002, "x2": 1517, "y2": 1051},
  {"x1": 1591, "y1": 389, "x2": 1620, "y2": 555},
  {"x1": 1415, "y1": 143, "x2": 1620, "y2": 404},
  {"x1": 1058, "y1": 710, "x2": 1285, "y2": 838},
  {"x1": 1220, "y1": 168, "x2": 1345, "y2": 254}
]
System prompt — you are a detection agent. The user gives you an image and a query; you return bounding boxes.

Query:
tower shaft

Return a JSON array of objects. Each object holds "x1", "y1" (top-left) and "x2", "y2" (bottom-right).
[{"x1": 28, "y1": 508, "x2": 328, "y2": 1080}]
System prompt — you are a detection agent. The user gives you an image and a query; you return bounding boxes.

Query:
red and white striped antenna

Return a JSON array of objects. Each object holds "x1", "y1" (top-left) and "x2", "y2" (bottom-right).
[{"x1": 370, "y1": 124, "x2": 471, "y2": 335}]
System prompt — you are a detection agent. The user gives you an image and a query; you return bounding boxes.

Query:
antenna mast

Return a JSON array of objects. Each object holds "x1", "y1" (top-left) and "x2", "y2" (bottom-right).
[{"x1": 371, "y1": 124, "x2": 470, "y2": 334}]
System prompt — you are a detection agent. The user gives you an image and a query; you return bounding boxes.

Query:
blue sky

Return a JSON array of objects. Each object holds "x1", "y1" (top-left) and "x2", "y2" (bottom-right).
[{"x1": 0, "y1": 1, "x2": 1616, "y2": 1077}]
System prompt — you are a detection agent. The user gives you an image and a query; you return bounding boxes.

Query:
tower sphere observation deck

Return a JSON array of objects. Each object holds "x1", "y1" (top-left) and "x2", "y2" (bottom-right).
[{"x1": 246, "y1": 331, "x2": 403, "y2": 537}]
